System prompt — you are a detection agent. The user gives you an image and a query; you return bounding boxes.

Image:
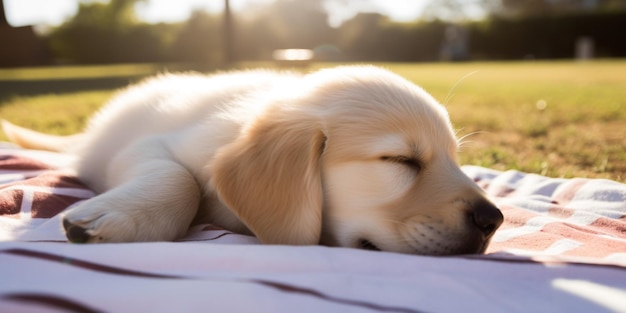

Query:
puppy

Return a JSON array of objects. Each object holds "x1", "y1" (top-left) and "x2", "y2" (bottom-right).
[{"x1": 2, "y1": 65, "x2": 503, "y2": 255}]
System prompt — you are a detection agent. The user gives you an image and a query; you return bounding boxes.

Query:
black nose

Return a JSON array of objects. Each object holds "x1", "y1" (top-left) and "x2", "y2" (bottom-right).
[{"x1": 469, "y1": 200, "x2": 504, "y2": 237}]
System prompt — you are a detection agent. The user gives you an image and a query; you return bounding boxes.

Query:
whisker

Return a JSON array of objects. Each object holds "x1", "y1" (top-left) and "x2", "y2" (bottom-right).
[
  {"x1": 443, "y1": 70, "x2": 479, "y2": 106},
  {"x1": 370, "y1": 219, "x2": 434, "y2": 243},
  {"x1": 359, "y1": 217, "x2": 449, "y2": 247},
  {"x1": 458, "y1": 141, "x2": 477, "y2": 152},
  {"x1": 456, "y1": 130, "x2": 488, "y2": 150},
  {"x1": 458, "y1": 130, "x2": 486, "y2": 142},
  {"x1": 368, "y1": 233, "x2": 416, "y2": 246}
]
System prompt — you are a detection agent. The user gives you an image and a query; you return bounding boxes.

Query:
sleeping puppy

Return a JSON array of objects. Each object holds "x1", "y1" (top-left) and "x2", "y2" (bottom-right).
[{"x1": 2, "y1": 65, "x2": 503, "y2": 255}]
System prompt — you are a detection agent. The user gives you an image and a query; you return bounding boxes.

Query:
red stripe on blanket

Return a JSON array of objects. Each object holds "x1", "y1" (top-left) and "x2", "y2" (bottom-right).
[
  {"x1": 552, "y1": 178, "x2": 589, "y2": 205},
  {"x1": 31, "y1": 193, "x2": 85, "y2": 218},
  {"x1": 542, "y1": 223, "x2": 626, "y2": 257},
  {"x1": 0, "y1": 155, "x2": 52, "y2": 170},
  {"x1": 547, "y1": 205, "x2": 576, "y2": 219},
  {"x1": 487, "y1": 213, "x2": 626, "y2": 257},
  {"x1": 486, "y1": 194, "x2": 626, "y2": 257},
  {"x1": 0, "y1": 190, "x2": 22, "y2": 217},
  {"x1": 1, "y1": 172, "x2": 86, "y2": 189},
  {"x1": 590, "y1": 217, "x2": 626, "y2": 239},
  {"x1": 0, "y1": 172, "x2": 92, "y2": 218}
]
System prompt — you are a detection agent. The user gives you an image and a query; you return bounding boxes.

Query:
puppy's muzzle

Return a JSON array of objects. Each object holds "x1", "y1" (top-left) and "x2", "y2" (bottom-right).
[{"x1": 468, "y1": 199, "x2": 503, "y2": 238}]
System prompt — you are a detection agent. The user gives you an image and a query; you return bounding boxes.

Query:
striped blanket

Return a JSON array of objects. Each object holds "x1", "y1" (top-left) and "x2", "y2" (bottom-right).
[{"x1": 1, "y1": 145, "x2": 625, "y2": 312}]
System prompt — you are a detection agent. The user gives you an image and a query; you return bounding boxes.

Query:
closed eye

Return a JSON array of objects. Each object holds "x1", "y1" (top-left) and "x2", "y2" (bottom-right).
[{"x1": 380, "y1": 156, "x2": 422, "y2": 172}]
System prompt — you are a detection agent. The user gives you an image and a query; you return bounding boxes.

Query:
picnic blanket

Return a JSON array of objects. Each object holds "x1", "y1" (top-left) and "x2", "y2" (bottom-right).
[{"x1": 1, "y1": 144, "x2": 625, "y2": 313}]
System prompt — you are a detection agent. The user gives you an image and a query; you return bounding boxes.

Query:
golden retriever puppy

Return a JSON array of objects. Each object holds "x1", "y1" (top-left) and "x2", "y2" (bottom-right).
[{"x1": 2, "y1": 65, "x2": 503, "y2": 255}]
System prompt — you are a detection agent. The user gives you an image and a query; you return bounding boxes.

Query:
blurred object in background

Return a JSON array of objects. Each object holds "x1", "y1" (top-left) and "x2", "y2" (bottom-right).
[
  {"x1": 272, "y1": 49, "x2": 313, "y2": 67},
  {"x1": 440, "y1": 24, "x2": 469, "y2": 61},
  {"x1": 576, "y1": 36, "x2": 594, "y2": 61},
  {"x1": 1, "y1": 0, "x2": 626, "y2": 68}
]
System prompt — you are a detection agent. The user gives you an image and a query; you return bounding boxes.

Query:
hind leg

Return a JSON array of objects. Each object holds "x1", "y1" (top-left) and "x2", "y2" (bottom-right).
[{"x1": 62, "y1": 137, "x2": 201, "y2": 243}]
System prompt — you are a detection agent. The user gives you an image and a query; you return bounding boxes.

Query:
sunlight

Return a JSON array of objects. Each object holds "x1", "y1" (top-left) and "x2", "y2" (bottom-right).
[
  {"x1": 272, "y1": 49, "x2": 313, "y2": 61},
  {"x1": 4, "y1": 0, "x2": 77, "y2": 26},
  {"x1": 3, "y1": 0, "x2": 430, "y2": 27},
  {"x1": 552, "y1": 278, "x2": 626, "y2": 312},
  {"x1": 4, "y1": 0, "x2": 275, "y2": 26},
  {"x1": 135, "y1": 0, "x2": 274, "y2": 23},
  {"x1": 135, "y1": 0, "x2": 217, "y2": 23},
  {"x1": 373, "y1": 1, "x2": 429, "y2": 22}
]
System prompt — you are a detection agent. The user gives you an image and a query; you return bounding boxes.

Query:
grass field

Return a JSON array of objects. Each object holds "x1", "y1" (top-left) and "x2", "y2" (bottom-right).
[{"x1": 0, "y1": 60, "x2": 624, "y2": 182}]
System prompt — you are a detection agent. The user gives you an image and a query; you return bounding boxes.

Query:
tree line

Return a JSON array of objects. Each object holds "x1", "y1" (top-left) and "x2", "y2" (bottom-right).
[{"x1": 44, "y1": 0, "x2": 626, "y2": 65}]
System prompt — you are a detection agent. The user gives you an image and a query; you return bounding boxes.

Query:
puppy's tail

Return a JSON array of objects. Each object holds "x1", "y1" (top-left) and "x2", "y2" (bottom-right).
[{"x1": 1, "y1": 120, "x2": 84, "y2": 152}]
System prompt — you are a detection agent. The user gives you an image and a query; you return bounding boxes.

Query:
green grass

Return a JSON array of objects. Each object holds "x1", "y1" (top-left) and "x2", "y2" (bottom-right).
[
  {"x1": 0, "y1": 60, "x2": 624, "y2": 182},
  {"x1": 0, "y1": 91, "x2": 112, "y2": 135},
  {"x1": 382, "y1": 60, "x2": 626, "y2": 181}
]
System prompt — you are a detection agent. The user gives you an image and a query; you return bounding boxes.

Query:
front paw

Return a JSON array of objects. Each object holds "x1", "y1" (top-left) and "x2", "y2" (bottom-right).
[
  {"x1": 62, "y1": 218, "x2": 93, "y2": 243},
  {"x1": 61, "y1": 205, "x2": 137, "y2": 243}
]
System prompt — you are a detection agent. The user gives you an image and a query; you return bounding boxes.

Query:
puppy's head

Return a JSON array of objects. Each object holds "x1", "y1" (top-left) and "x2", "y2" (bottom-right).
[{"x1": 211, "y1": 66, "x2": 503, "y2": 255}]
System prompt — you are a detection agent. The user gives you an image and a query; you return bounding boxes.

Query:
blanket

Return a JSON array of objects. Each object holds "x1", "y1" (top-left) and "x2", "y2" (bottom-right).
[{"x1": 1, "y1": 145, "x2": 625, "y2": 313}]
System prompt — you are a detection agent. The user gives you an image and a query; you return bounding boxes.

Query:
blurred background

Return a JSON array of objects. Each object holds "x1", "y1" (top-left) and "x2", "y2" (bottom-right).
[
  {"x1": 0, "y1": 0, "x2": 625, "y2": 181},
  {"x1": 2, "y1": 0, "x2": 626, "y2": 67}
]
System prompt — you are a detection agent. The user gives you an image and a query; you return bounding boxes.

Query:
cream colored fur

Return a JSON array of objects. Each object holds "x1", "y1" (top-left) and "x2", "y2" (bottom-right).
[{"x1": 2, "y1": 65, "x2": 502, "y2": 255}]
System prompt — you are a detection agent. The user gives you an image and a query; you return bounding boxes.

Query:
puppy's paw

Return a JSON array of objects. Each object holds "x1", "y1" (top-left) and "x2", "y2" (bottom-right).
[
  {"x1": 62, "y1": 219, "x2": 92, "y2": 243},
  {"x1": 61, "y1": 205, "x2": 138, "y2": 243}
]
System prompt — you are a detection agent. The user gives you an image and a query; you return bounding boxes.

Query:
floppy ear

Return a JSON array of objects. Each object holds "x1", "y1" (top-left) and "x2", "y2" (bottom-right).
[{"x1": 210, "y1": 105, "x2": 326, "y2": 245}]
